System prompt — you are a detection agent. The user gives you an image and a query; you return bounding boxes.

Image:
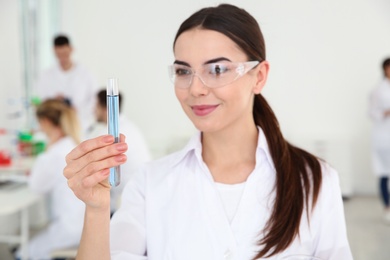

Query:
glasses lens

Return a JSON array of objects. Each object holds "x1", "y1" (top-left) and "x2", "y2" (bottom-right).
[
  {"x1": 200, "y1": 62, "x2": 240, "y2": 88},
  {"x1": 168, "y1": 64, "x2": 193, "y2": 88},
  {"x1": 168, "y1": 61, "x2": 260, "y2": 88}
]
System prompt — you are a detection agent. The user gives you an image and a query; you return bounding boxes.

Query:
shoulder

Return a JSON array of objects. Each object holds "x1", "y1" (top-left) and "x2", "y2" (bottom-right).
[
  {"x1": 120, "y1": 116, "x2": 143, "y2": 135},
  {"x1": 315, "y1": 161, "x2": 343, "y2": 209},
  {"x1": 121, "y1": 149, "x2": 188, "y2": 198},
  {"x1": 47, "y1": 137, "x2": 78, "y2": 158},
  {"x1": 73, "y1": 63, "x2": 94, "y2": 77},
  {"x1": 42, "y1": 66, "x2": 55, "y2": 75},
  {"x1": 127, "y1": 146, "x2": 193, "y2": 187},
  {"x1": 142, "y1": 149, "x2": 189, "y2": 176},
  {"x1": 320, "y1": 161, "x2": 340, "y2": 188},
  {"x1": 311, "y1": 160, "x2": 340, "y2": 195},
  {"x1": 123, "y1": 132, "x2": 200, "y2": 191},
  {"x1": 31, "y1": 140, "x2": 72, "y2": 171},
  {"x1": 37, "y1": 65, "x2": 60, "y2": 79},
  {"x1": 373, "y1": 79, "x2": 390, "y2": 92}
]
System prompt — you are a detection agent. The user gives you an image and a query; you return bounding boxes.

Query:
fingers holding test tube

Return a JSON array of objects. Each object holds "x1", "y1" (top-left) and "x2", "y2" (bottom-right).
[{"x1": 64, "y1": 134, "x2": 127, "y2": 210}]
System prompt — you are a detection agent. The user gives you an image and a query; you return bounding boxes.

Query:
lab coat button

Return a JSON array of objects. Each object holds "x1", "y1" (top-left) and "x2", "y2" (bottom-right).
[{"x1": 224, "y1": 249, "x2": 233, "y2": 260}]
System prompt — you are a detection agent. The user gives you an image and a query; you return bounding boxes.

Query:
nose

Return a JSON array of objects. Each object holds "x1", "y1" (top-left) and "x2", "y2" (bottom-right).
[{"x1": 189, "y1": 74, "x2": 209, "y2": 96}]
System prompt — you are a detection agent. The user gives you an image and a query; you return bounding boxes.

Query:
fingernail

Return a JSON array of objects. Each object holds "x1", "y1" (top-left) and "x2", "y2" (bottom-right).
[
  {"x1": 115, "y1": 154, "x2": 126, "y2": 162},
  {"x1": 116, "y1": 143, "x2": 127, "y2": 151}
]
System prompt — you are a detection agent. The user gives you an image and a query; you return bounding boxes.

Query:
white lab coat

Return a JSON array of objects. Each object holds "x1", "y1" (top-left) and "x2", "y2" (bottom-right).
[
  {"x1": 34, "y1": 63, "x2": 98, "y2": 132},
  {"x1": 110, "y1": 128, "x2": 352, "y2": 260},
  {"x1": 86, "y1": 114, "x2": 151, "y2": 212},
  {"x1": 369, "y1": 78, "x2": 390, "y2": 176},
  {"x1": 27, "y1": 136, "x2": 85, "y2": 260}
]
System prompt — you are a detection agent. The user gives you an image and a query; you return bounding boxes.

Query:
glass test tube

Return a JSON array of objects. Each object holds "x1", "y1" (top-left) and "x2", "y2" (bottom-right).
[{"x1": 107, "y1": 78, "x2": 121, "y2": 186}]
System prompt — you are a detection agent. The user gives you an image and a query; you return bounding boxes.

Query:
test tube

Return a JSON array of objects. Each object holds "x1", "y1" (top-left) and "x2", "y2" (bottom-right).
[{"x1": 107, "y1": 78, "x2": 120, "y2": 187}]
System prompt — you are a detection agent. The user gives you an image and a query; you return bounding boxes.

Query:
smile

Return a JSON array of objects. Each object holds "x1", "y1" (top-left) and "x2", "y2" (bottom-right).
[{"x1": 191, "y1": 105, "x2": 219, "y2": 116}]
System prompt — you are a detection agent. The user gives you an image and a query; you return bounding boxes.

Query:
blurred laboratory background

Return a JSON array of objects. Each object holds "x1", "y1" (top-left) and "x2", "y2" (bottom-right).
[{"x1": 1, "y1": 0, "x2": 390, "y2": 259}]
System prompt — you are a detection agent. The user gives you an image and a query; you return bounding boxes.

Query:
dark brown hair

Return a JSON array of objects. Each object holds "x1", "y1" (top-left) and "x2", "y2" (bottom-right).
[
  {"x1": 173, "y1": 4, "x2": 322, "y2": 258},
  {"x1": 54, "y1": 34, "x2": 70, "y2": 47},
  {"x1": 382, "y1": 57, "x2": 390, "y2": 77},
  {"x1": 97, "y1": 89, "x2": 123, "y2": 112}
]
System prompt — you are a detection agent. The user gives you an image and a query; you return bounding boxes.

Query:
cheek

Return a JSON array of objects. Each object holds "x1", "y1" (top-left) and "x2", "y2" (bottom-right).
[
  {"x1": 219, "y1": 85, "x2": 254, "y2": 113},
  {"x1": 174, "y1": 88, "x2": 188, "y2": 105},
  {"x1": 215, "y1": 84, "x2": 250, "y2": 104},
  {"x1": 175, "y1": 89, "x2": 196, "y2": 118},
  {"x1": 60, "y1": 54, "x2": 68, "y2": 60}
]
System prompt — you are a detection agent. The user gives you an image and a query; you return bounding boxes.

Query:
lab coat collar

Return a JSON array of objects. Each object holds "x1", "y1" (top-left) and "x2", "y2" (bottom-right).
[
  {"x1": 55, "y1": 61, "x2": 79, "y2": 73},
  {"x1": 170, "y1": 126, "x2": 276, "y2": 172}
]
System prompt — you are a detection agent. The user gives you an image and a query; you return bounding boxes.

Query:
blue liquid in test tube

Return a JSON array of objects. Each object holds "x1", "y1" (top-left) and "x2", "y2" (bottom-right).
[{"x1": 107, "y1": 78, "x2": 120, "y2": 186}]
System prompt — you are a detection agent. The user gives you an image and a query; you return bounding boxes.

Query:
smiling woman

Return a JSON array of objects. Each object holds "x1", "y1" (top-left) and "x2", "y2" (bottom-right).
[{"x1": 63, "y1": 3, "x2": 352, "y2": 260}]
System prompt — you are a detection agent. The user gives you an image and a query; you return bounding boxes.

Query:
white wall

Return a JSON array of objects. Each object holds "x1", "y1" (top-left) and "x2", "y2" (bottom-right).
[
  {"x1": 0, "y1": 0, "x2": 24, "y2": 132},
  {"x1": 2, "y1": 0, "x2": 390, "y2": 195}
]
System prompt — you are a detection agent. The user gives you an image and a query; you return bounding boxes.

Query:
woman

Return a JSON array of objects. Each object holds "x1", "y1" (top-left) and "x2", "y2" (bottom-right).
[
  {"x1": 369, "y1": 57, "x2": 390, "y2": 223},
  {"x1": 26, "y1": 99, "x2": 85, "y2": 259},
  {"x1": 64, "y1": 4, "x2": 352, "y2": 259}
]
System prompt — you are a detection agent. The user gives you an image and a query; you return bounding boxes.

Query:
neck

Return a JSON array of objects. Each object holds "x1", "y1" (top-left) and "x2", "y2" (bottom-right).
[
  {"x1": 202, "y1": 122, "x2": 258, "y2": 184},
  {"x1": 47, "y1": 128, "x2": 65, "y2": 147},
  {"x1": 60, "y1": 61, "x2": 73, "y2": 71}
]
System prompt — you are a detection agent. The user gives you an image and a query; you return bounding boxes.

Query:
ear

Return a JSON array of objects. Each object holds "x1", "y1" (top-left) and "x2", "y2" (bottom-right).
[
  {"x1": 252, "y1": 61, "x2": 270, "y2": 94},
  {"x1": 38, "y1": 117, "x2": 53, "y2": 131},
  {"x1": 38, "y1": 117, "x2": 49, "y2": 126}
]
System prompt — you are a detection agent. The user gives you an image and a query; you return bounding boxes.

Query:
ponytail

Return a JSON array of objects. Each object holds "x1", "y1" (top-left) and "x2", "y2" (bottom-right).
[
  {"x1": 253, "y1": 94, "x2": 322, "y2": 258},
  {"x1": 60, "y1": 107, "x2": 81, "y2": 144}
]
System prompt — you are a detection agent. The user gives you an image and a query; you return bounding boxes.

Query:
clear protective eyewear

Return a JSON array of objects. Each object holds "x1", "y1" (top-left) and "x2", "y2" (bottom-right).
[{"x1": 168, "y1": 60, "x2": 260, "y2": 88}]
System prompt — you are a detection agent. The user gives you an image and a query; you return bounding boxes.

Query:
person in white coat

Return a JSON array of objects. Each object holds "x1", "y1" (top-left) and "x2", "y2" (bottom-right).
[
  {"x1": 87, "y1": 89, "x2": 152, "y2": 214},
  {"x1": 63, "y1": 4, "x2": 352, "y2": 260},
  {"x1": 33, "y1": 35, "x2": 98, "y2": 133},
  {"x1": 20, "y1": 99, "x2": 85, "y2": 259},
  {"x1": 369, "y1": 57, "x2": 390, "y2": 222}
]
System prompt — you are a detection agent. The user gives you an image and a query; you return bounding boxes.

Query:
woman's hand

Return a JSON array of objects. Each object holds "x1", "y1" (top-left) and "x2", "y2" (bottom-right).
[{"x1": 63, "y1": 134, "x2": 128, "y2": 212}]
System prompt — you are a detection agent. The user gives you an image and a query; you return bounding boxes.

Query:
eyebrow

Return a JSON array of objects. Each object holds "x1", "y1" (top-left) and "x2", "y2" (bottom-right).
[
  {"x1": 173, "y1": 60, "x2": 190, "y2": 66},
  {"x1": 173, "y1": 57, "x2": 232, "y2": 67},
  {"x1": 205, "y1": 57, "x2": 231, "y2": 64}
]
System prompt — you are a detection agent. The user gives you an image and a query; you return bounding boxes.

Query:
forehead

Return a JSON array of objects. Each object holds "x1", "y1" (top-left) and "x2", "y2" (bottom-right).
[
  {"x1": 174, "y1": 29, "x2": 247, "y2": 64},
  {"x1": 54, "y1": 45, "x2": 71, "y2": 52}
]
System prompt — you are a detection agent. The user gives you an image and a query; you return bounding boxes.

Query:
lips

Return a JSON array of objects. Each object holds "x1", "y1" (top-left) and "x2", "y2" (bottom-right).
[{"x1": 191, "y1": 104, "x2": 219, "y2": 116}]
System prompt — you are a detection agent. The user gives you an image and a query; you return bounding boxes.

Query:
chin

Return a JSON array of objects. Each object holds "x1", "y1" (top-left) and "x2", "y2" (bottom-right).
[{"x1": 192, "y1": 121, "x2": 222, "y2": 134}]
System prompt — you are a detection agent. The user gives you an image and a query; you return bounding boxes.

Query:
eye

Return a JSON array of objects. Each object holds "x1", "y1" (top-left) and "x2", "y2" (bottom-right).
[
  {"x1": 174, "y1": 66, "x2": 192, "y2": 76},
  {"x1": 208, "y1": 63, "x2": 229, "y2": 75}
]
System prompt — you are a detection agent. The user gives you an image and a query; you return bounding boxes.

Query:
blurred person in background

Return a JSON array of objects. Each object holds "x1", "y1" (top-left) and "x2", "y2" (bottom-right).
[
  {"x1": 87, "y1": 89, "x2": 151, "y2": 215},
  {"x1": 33, "y1": 34, "x2": 98, "y2": 133},
  {"x1": 369, "y1": 57, "x2": 390, "y2": 223},
  {"x1": 16, "y1": 99, "x2": 84, "y2": 259}
]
